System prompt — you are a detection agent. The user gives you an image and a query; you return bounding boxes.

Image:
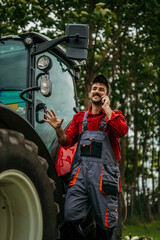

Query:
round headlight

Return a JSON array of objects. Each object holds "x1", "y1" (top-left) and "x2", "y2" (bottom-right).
[{"x1": 37, "y1": 55, "x2": 52, "y2": 72}]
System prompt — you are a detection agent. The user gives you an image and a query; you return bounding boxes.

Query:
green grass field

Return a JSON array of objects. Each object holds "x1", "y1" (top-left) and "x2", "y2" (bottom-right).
[{"x1": 122, "y1": 220, "x2": 160, "y2": 240}]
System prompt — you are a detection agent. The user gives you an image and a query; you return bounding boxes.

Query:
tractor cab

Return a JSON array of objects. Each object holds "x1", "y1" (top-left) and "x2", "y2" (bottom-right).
[
  {"x1": 0, "y1": 32, "x2": 79, "y2": 147},
  {"x1": 0, "y1": 26, "x2": 88, "y2": 175}
]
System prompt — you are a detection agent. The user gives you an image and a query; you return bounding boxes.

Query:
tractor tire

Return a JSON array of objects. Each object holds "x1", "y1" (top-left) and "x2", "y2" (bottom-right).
[{"x1": 0, "y1": 129, "x2": 57, "y2": 240}]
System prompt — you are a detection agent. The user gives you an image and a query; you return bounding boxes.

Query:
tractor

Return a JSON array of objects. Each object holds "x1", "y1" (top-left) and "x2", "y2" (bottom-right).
[{"x1": 0, "y1": 24, "x2": 94, "y2": 240}]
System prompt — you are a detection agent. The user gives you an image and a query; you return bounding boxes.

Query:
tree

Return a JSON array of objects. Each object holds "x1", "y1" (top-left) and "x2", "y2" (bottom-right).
[{"x1": 1, "y1": 0, "x2": 160, "y2": 224}]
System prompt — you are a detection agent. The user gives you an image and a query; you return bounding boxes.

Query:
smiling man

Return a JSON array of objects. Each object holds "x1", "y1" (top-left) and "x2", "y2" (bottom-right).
[{"x1": 43, "y1": 74, "x2": 129, "y2": 240}]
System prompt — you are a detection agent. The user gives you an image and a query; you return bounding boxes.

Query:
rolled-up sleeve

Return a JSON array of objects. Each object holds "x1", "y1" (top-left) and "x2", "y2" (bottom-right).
[
  {"x1": 105, "y1": 110, "x2": 129, "y2": 138},
  {"x1": 60, "y1": 114, "x2": 79, "y2": 149}
]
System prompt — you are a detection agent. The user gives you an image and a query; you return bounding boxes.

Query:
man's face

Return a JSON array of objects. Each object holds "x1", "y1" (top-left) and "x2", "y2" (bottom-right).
[{"x1": 90, "y1": 82, "x2": 107, "y2": 105}]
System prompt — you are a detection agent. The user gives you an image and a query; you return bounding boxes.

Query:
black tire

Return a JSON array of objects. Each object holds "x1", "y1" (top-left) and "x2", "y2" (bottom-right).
[{"x1": 0, "y1": 129, "x2": 57, "y2": 240}]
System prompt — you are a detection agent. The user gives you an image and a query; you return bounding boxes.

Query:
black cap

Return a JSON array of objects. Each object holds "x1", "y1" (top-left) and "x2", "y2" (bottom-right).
[{"x1": 92, "y1": 74, "x2": 109, "y2": 94}]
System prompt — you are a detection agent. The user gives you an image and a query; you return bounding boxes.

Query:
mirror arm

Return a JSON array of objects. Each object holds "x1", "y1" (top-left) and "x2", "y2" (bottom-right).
[
  {"x1": 69, "y1": 35, "x2": 87, "y2": 40},
  {"x1": 31, "y1": 34, "x2": 88, "y2": 56},
  {"x1": 32, "y1": 35, "x2": 69, "y2": 56}
]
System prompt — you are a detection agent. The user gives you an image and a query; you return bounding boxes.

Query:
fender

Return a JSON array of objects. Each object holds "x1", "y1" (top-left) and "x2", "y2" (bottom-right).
[{"x1": 0, "y1": 103, "x2": 63, "y2": 207}]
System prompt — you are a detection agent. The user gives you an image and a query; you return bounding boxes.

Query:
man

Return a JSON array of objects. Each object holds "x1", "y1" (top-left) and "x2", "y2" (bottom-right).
[{"x1": 43, "y1": 74, "x2": 129, "y2": 240}]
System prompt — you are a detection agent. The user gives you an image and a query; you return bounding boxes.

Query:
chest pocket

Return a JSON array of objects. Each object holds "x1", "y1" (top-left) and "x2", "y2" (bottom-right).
[{"x1": 80, "y1": 132, "x2": 105, "y2": 158}]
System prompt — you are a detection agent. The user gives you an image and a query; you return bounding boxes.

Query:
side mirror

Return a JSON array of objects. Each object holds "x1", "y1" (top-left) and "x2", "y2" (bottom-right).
[{"x1": 66, "y1": 24, "x2": 89, "y2": 60}]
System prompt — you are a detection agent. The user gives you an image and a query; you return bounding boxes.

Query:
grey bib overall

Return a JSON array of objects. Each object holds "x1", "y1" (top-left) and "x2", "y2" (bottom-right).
[{"x1": 64, "y1": 111, "x2": 120, "y2": 230}]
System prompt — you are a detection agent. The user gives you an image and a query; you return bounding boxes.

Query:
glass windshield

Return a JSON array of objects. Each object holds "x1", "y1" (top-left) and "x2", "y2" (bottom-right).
[
  {"x1": 35, "y1": 52, "x2": 77, "y2": 151},
  {"x1": 0, "y1": 39, "x2": 27, "y2": 89},
  {"x1": 0, "y1": 39, "x2": 27, "y2": 118}
]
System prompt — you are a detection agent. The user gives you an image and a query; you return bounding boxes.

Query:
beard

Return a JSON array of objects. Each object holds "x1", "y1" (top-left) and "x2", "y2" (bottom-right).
[
  {"x1": 91, "y1": 99, "x2": 102, "y2": 105},
  {"x1": 91, "y1": 93, "x2": 102, "y2": 105}
]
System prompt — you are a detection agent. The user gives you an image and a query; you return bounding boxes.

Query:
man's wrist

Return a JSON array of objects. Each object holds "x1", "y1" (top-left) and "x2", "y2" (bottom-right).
[
  {"x1": 55, "y1": 127, "x2": 67, "y2": 144},
  {"x1": 104, "y1": 106, "x2": 112, "y2": 120},
  {"x1": 55, "y1": 126, "x2": 62, "y2": 134}
]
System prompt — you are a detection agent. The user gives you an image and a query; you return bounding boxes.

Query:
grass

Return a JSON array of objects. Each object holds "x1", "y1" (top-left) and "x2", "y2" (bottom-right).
[{"x1": 122, "y1": 219, "x2": 160, "y2": 240}]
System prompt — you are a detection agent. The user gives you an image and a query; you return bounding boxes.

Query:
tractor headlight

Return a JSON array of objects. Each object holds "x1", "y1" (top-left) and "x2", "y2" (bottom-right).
[
  {"x1": 40, "y1": 74, "x2": 52, "y2": 97},
  {"x1": 37, "y1": 55, "x2": 52, "y2": 72}
]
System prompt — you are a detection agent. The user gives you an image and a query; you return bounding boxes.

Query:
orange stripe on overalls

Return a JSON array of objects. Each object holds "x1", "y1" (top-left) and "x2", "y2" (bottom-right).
[
  {"x1": 68, "y1": 165, "x2": 81, "y2": 187},
  {"x1": 105, "y1": 208, "x2": 110, "y2": 228},
  {"x1": 99, "y1": 165, "x2": 105, "y2": 194}
]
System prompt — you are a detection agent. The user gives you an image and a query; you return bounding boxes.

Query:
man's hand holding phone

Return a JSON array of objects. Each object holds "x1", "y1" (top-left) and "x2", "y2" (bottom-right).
[
  {"x1": 101, "y1": 94, "x2": 110, "y2": 106},
  {"x1": 101, "y1": 94, "x2": 112, "y2": 120}
]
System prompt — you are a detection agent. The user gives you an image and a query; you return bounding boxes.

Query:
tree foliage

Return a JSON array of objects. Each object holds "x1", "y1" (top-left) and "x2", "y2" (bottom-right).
[{"x1": 1, "y1": 0, "x2": 160, "y2": 220}]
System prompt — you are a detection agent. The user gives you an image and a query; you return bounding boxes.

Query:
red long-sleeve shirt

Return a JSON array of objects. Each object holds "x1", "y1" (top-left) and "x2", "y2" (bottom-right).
[{"x1": 61, "y1": 106, "x2": 129, "y2": 164}]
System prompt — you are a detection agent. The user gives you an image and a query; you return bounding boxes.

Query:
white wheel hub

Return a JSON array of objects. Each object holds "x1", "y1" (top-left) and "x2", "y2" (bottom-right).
[{"x1": 0, "y1": 170, "x2": 43, "y2": 240}]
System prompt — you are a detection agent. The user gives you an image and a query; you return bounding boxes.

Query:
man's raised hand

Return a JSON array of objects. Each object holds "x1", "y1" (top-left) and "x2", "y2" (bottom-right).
[{"x1": 43, "y1": 109, "x2": 64, "y2": 129}]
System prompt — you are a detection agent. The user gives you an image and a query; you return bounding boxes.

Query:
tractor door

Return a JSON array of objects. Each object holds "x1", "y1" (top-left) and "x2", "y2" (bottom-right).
[{"x1": 34, "y1": 52, "x2": 78, "y2": 152}]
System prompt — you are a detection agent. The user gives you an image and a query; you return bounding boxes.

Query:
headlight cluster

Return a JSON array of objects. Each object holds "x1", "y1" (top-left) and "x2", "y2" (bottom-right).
[{"x1": 36, "y1": 55, "x2": 52, "y2": 97}]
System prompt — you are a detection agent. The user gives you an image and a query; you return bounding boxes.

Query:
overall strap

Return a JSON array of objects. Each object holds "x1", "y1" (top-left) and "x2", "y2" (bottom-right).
[
  {"x1": 82, "y1": 111, "x2": 88, "y2": 131},
  {"x1": 99, "y1": 117, "x2": 107, "y2": 131},
  {"x1": 82, "y1": 111, "x2": 107, "y2": 132}
]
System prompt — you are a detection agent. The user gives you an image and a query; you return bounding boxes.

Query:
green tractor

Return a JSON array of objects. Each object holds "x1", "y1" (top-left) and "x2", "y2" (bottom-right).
[{"x1": 0, "y1": 24, "x2": 92, "y2": 240}]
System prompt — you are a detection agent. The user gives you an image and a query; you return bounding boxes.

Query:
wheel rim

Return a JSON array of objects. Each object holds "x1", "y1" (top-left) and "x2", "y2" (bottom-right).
[{"x1": 0, "y1": 170, "x2": 43, "y2": 240}]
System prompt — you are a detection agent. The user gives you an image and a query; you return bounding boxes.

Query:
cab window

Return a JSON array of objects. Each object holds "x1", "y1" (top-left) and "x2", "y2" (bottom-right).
[{"x1": 0, "y1": 39, "x2": 27, "y2": 118}]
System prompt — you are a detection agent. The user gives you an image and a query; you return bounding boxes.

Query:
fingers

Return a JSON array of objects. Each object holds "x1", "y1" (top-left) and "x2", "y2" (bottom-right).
[
  {"x1": 42, "y1": 118, "x2": 49, "y2": 122},
  {"x1": 101, "y1": 95, "x2": 110, "y2": 105},
  {"x1": 44, "y1": 109, "x2": 56, "y2": 119},
  {"x1": 43, "y1": 112, "x2": 51, "y2": 120},
  {"x1": 101, "y1": 95, "x2": 106, "y2": 104},
  {"x1": 43, "y1": 109, "x2": 64, "y2": 126},
  {"x1": 101, "y1": 95, "x2": 108, "y2": 100},
  {"x1": 51, "y1": 109, "x2": 56, "y2": 116},
  {"x1": 46, "y1": 109, "x2": 53, "y2": 118},
  {"x1": 60, "y1": 118, "x2": 64, "y2": 125}
]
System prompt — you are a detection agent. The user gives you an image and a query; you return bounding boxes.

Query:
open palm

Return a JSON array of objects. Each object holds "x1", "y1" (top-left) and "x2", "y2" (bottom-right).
[{"x1": 43, "y1": 109, "x2": 64, "y2": 129}]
